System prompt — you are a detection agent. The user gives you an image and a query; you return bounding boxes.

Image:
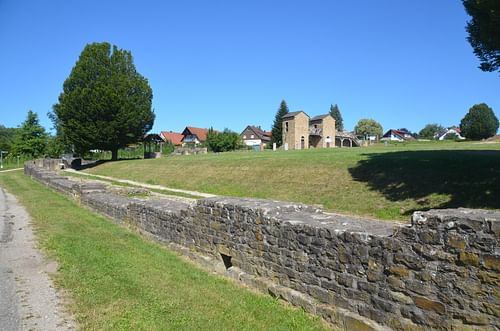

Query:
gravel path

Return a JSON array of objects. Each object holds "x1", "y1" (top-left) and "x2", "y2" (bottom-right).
[
  {"x1": 64, "y1": 168, "x2": 216, "y2": 198},
  {"x1": 0, "y1": 187, "x2": 76, "y2": 331}
]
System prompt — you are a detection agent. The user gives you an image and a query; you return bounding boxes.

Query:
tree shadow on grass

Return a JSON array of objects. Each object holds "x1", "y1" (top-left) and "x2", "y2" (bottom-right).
[{"x1": 349, "y1": 150, "x2": 500, "y2": 214}]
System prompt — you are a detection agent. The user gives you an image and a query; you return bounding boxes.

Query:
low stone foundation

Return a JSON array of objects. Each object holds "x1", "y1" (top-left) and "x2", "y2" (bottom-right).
[
  {"x1": 24, "y1": 160, "x2": 499, "y2": 330},
  {"x1": 171, "y1": 147, "x2": 208, "y2": 156}
]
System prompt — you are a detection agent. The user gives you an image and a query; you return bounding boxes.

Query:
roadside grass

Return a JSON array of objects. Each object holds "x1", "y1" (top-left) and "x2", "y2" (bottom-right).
[
  {"x1": 0, "y1": 172, "x2": 328, "y2": 331},
  {"x1": 83, "y1": 141, "x2": 500, "y2": 220}
]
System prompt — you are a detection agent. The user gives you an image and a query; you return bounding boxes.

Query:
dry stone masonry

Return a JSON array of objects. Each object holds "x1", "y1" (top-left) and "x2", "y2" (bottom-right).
[{"x1": 25, "y1": 160, "x2": 499, "y2": 331}]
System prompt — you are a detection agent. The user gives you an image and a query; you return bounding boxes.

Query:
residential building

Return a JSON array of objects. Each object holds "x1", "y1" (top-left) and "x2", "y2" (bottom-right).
[
  {"x1": 240, "y1": 125, "x2": 271, "y2": 150},
  {"x1": 434, "y1": 128, "x2": 465, "y2": 140},
  {"x1": 381, "y1": 129, "x2": 415, "y2": 142},
  {"x1": 181, "y1": 127, "x2": 209, "y2": 146},
  {"x1": 160, "y1": 131, "x2": 184, "y2": 146}
]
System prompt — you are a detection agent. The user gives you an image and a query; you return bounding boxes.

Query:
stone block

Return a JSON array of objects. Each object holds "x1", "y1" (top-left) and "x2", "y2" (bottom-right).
[
  {"x1": 458, "y1": 312, "x2": 491, "y2": 325},
  {"x1": 387, "y1": 264, "x2": 410, "y2": 278},
  {"x1": 308, "y1": 285, "x2": 333, "y2": 304},
  {"x1": 371, "y1": 296, "x2": 397, "y2": 313},
  {"x1": 419, "y1": 229, "x2": 441, "y2": 244},
  {"x1": 405, "y1": 279, "x2": 431, "y2": 296},
  {"x1": 394, "y1": 251, "x2": 424, "y2": 270},
  {"x1": 446, "y1": 233, "x2": 467, "y2": 251},
  {"x1": 477, "y1": 270, "x2": 500, "y2": 286},
  {"x1": 357, "y1": 281, "x2": 378, "y2": 294},
  {"x1": 482, "y1": 254, "x2": 500, "y2": 272},
  {"x1": 412, "y1": 296, "x2": 446, "y2": 314},
  {"x1": 458, "y1": 251, "x2": 480, "y2": 267},
  {"x1": 387, "y1": 275, "x2": 405, "y2": 291}
]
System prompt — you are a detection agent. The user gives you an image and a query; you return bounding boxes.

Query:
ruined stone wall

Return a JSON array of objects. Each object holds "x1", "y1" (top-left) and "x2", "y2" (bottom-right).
[{"x1": 24, "y1": 161, "x2": 499, "y2": 331}]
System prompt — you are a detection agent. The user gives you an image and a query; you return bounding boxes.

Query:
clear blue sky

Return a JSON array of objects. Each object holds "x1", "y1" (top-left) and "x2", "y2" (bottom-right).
[{"x1": 1, "y1": 0, "x2": 499, "y2": 134}]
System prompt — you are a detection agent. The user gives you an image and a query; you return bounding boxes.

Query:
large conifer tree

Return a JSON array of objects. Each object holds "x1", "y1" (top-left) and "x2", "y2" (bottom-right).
[
  {"x1": 52, "y1": 42, "x2": 155, "y2": 160},
  {"x1": 329, "y1": 104, "x2": 344, "y2": 131},
  {"x1": 271, "y1": 100, "x2": 289, "y2": 147},
  {"x1": 12, "y1": 111, "x2": 48, "y2": 157}
]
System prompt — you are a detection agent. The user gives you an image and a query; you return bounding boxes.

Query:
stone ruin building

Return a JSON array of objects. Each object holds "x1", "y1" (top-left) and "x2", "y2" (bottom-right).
[{"x1": 282, "y1": 111, "x2": 336, "y2": 150}]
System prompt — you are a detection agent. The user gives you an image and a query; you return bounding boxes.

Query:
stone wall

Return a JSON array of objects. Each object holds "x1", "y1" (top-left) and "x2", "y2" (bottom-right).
[
  {"x1": 24, "y1": 160, "x2": 499, "y2": 331},
  {"x1": 171, "y1": 147, "x2": 208, "y2": 156}
]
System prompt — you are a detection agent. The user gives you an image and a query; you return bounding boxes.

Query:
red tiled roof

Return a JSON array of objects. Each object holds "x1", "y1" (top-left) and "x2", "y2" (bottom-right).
[
  {"x1": 183, "y1": 127, "x2": 209, "y2": 142},
  {"x1": 160, "y1": 131, "x2": 184, "y2": 145}
]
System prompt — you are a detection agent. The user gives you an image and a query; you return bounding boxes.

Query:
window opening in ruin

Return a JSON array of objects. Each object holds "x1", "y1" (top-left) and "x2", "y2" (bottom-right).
[
  {"x1": 221, "y1": 253, "x2": 232, "y2": 269},
  {"x1": 285, "y1": 122, "x2": 289, "y2": 132}
]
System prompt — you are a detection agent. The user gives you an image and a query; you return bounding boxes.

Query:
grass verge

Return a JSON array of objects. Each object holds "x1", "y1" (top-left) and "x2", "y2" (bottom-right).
[{"x1": 0, "y1": 171, "x2": 328, "y2": 330}]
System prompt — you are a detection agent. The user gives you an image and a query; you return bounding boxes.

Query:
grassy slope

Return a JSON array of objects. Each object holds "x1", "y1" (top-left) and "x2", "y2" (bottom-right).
[
  {"x1": 84, "y1": 141, "x2": 500, "y2": 220},
  {"x1": 0, "y1": 172, "x2": 328, "y2": 331}
]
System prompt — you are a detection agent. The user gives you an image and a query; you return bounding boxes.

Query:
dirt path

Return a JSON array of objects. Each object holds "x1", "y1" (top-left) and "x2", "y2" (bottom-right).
[
  {"x1": 63, "y1": 168, "x2": 216, "y2": 198},
  {"x1": 0, "y1": 187, "x2": 76, "y2": 331}
]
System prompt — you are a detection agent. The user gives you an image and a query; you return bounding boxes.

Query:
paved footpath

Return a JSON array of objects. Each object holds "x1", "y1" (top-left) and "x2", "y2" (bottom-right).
[{"x1": 0, "y1": 187, "x2": 75, "y2": 331}]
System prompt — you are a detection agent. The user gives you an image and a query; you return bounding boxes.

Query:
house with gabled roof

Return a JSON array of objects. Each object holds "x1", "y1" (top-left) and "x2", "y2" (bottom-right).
[
  {"x1": 381, "y1": 129, "x2": 415, "y2": 142},
  {"x1": 240, "y1": 125, "x2": 271, "y2": 150},
  {"x1": 160, "y1": 131, "x2": 184, "y2": 146},
  {"x1": 282, "y1": 111, "x2": 336, "y2": 150},
  {"x1": 434, "y1": 127, "x2": 465, "y2": 141},
  {"x1": 181, "y1": 127, "x2": 209, "y2": 146}
]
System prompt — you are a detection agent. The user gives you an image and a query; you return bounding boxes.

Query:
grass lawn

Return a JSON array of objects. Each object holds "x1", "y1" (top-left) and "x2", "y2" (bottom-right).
[
  {"x1": 0, "y1": 171, "x2": 328, "y2": 330},
  {"x1": 83, "y1": 141, "x2": 500, "y2": 220}
]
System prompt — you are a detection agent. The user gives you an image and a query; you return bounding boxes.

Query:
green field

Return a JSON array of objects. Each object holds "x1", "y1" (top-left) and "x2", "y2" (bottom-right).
[
  {"x1": 83, "y1": 141, "x2": 500, "y2": 220},
  {"x1": 0, "y1": 171, "x2": 328, "y2": 330}
]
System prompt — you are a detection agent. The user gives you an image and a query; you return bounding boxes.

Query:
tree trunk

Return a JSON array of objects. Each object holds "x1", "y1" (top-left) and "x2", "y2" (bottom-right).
[{"x1": 111, "y1": 149, "x2": 118, "y2": 161}]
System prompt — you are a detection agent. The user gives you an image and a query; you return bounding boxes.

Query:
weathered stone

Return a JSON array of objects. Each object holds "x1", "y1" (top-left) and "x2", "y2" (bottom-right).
[
  {"x1": 387, "y1": 275, "x2": 405, "y2": 290},
  {"x1": 446, "y1": 233, "x2": 467, "y2": 251},
  {"x1": 357, "y1": 281, "x2": 378, "y2": 294},
  {"x1": 371, "y1": 296, "x2": 397, "y2": 313},
  {"x1": 308, "y1": 285, "x2": 333, "y2": 304},
  {"x1": 337, "y1": 273, "x2": 355, "y2": 288},
  {"x1": 312, "y1": 266, "x2": 332, "y2": 279},
  {"x1": 482, "y1": 302, "x2": 500, "y2": 318},
  {"x1": 394, "y1": 251, "x2": 424, "y2": 270},
  {"x1": 419, "y1": 229, "x2": 441, "y2": 244},
  {"x1": 458, "y1": 251, "x2": 480, "y2": 267},
  {"x1": 405, "y1": 279, "x2": 431, "y2": 295},
  {"x1": 482, "y1": 254, "x2": 500, "y2": 271},
  {"x1": 400, "y1": 306, "x2": 427, "y2": 325},
  {"x1": 341, "y1": 311, "x2": 386, "y2": 331},
  {"x1": 387, "y1": 264, "x2": 410, "y2": 278},
  {"x1": 366, "y1": 269, "x2": 384, "y2": 282},
  {"x1": 459, "y1": 312, "x2": 491, "y2": 325},
  {"x1": 477, "y1": 270, "x2": 500, "y2": 286},
  {"x1": 413, "y1": 296, "x2": 446, "y2": 314},
  {"x1": 216, "y1": 244, "x2": 231, "y2": 256}
]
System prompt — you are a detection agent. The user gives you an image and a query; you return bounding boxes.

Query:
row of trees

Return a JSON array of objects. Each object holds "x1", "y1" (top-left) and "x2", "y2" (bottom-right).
[
  {"x1": 419, "y1": 104, "x2": 499, "y2": 140},
  {"x1": 0, "y1": 111, "x2": 65, "y2": 159}
]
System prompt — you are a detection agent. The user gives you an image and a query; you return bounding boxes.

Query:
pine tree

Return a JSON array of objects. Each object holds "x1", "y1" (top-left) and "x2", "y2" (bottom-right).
[
  {"x1": 12, "y1": 111, "x2": 48, "y2": 157},
  {"x1": 329, "y1": 104, "x2": 344, "y2": 131},
  {"x1": 271, "y1": 100, "x2": 289, "y2": 147}
]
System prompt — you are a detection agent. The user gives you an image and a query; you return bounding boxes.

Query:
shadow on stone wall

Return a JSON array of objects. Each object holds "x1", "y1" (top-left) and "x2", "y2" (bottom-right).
[{"x1": 349, "y1": 149, "x2": 500, "y2": 213}]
